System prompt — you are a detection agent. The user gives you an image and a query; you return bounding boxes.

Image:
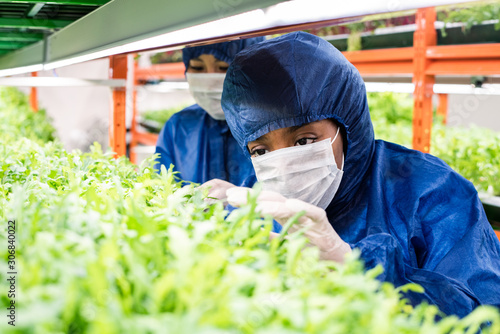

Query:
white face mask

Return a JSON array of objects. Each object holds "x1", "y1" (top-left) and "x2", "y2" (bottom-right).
[
  {"x1": 186, "y1": 72, "x2": 226, "y2": 120},
  {"x1": 251, "y1": 128, "x2": 344, "y2": 210}
]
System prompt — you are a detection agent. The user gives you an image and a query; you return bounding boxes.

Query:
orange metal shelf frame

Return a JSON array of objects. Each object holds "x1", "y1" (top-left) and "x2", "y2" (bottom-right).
[
  {"x1": 342, "y1": 44, "x2": 500, "y2": 77},
  {"x1": 426, "y1": 59, "x2": 500, "y2": 76},
  {"x1": 26, "y1": 7, "x2": 499, "y2": 158},
  {"x1": 129, "y1": 61, "x2": 185, "y2": 163},
  {"x1": 341, "y1": 9, "x2": 500, "y2": 152},
  {"x1": 132, "y1": 130, "x2": 159, "y2": 146},
  {"x1": 426, "y1": 43, "x2": 500, "y2": 59},
  {"x1": 30, "y1": 72, "x2": 38, "y2": 112},
  {"x1": 109, "y1": 54, "x2": 128, "y2": 158},
  {"x1": 126, "y1": 33, "x2": 500, "y2": 159},
  {"x1": 135, "y1": 62, "x2": 185, "y2": 81},
  {"x1": 343, "y1": 47, "x2": 414, "y2": 75},
  {"x1": 27, "y1": 6, "x2": 495, "y2": 159},
  {"x1": 24, "y1": 8, "x2": 500, "y2": 241}
]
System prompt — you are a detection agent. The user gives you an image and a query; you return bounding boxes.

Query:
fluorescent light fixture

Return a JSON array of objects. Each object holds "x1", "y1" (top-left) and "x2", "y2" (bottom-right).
[
  {"x1": 434, "y1": 84, "x2": 500, "y2": 95},
  {"x1": 44, "y1": 0, "x2": 482, "y2": 71},
  {"x1": 141, "y1": 81, "x2": 189, "y2": 93},
  {"x1": 0, "y1": 0, "x2": 485, "y2": 75},
  {"x1": 0, "y1": 64, "x2": 43, "y2": 78},
  {"x1": 43, "y1": 48, "x2": 125, "y2": 70},
  {"x1": 365, "y1": 82, "x2": 415, "y2": 93},
  {"x1": 43, "y1": 9, "x2": 266, "y2": 70},
  {"x1": 131, "y1": 145, "x2": 156, "y2": 154},
  {"x1": 0, "y1": 76, "x2": 125, "y2": 87}
]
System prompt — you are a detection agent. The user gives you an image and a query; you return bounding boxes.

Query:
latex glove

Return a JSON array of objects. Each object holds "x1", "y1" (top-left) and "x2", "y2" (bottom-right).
[
  {"x1": 198, "y1": 178, "x2": 236, "y2": 205},
  {"x1": 226, "y1": 187, "x2": 351, "y2": 263}
]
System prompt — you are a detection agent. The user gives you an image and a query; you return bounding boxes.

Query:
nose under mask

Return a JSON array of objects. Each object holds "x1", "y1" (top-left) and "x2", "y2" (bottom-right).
[
  {"x1": 251, "y1": 127, "x2": 344, "y2": 209},
  {"x1": 186, "y1": 72, "x2": 226, "y2": 121}
]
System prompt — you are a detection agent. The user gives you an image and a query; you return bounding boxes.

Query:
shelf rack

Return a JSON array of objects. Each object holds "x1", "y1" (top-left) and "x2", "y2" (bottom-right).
[
  {"x1": 342, "y1": 7, "x2": 500, "y2": 153},
  {"x1": 126, "y1": 6, "x2": 500, "y2": 158},
  {"x1": 129, "y1": 61, "x2": 185, "y2": 164},
  {"x1": 8, "y1": 1, "x2": 496, "y2": 157},
  {"x1": 5, "y1": 1, "x2": 500, "y2": 239}
]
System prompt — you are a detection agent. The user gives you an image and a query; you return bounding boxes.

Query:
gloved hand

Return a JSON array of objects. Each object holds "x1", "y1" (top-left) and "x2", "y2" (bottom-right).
[
  {"x1": 226, "y1": 187, "x2": 351, "y2": 263},
  {"x1": 198, "y1": 178, "x2": 236, "y2": 205}
]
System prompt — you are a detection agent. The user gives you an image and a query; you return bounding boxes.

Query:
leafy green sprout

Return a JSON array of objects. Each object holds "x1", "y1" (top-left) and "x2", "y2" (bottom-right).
[{"x1": 437, "y1": 2, "x2": 500, "y2": 37}]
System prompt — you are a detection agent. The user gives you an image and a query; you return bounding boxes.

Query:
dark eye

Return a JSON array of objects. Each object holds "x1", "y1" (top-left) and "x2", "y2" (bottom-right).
[
  {"x1": 218, "y1": 65, "x2": 229, "y2": 72},
  {"x1": 295, "y1": 138, "x2": 315, "y2": 146},
  {"x1": 251, "y1": 148, "x2": 268, "y2": 157},
  {"x1": 189, "y1": 66, "x2": 204, "y2": 71}
]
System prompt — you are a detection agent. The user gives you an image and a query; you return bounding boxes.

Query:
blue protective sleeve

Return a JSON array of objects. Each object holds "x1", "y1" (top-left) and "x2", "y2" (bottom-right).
[
  {"x1": 349, "y1": 157, "x2": 500, "y2": 317},
  {"x1": 354, "y1": 233, "x2": 481, "y2": 317},
  {"x1": 154, "y1": 119, "x2": 176, "y2": 175}
]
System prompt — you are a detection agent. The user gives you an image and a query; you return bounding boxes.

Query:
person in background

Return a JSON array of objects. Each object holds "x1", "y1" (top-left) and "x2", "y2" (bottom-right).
[
  {"x1": 209, "y1": 31, "x2": 500, "y2": 317},
  {"x1": 154, "y1": 37, "x2": 264, "y2": 187}
]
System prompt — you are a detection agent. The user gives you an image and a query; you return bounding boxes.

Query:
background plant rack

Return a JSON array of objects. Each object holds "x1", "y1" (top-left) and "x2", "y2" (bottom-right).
[
  {"x1": 21, "y1": 5, "x2": 499, "y2": 238},
  {"x1": 21, "y1": 4, "x2": 500, "y2": 158},
  {"x1": 128, "y1": 61, "x2": 185, "y2": 164},
  {"x1": 322, "y1": 18, "x2": 500, "y2": 51},
  {"x1": 122, "y1": 7, "x2": 500, "y2": 238},
  {"x1": 125, "y1": 7, "x2": 500, "y2": 156}
]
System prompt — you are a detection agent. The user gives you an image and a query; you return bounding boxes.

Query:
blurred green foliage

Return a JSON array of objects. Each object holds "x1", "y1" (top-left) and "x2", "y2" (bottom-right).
[
  {"x1": 0, "y1": 87, "x2": 56, "y2": 143},
  {"x1": 438, "y1": 1, "x2": 500, "y2": 36},
  {"x1": 149, "y1": 50, "x2": 183, "y2": 64},
  {"x1": 367, "y1": 92, "x2": 500, "y2": 196},
  {"x1": 141, "y1": 105, "x2": 187, "y2": 126}
]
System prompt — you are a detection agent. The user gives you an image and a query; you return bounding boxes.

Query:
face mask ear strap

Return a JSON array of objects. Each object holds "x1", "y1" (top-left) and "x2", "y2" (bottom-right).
[
  {"x1": 330, "y1": 126, "x2": 340, "y2": 144},
  {"x1": 330, "y1": 126, "x2": 344, "y2": 170}
]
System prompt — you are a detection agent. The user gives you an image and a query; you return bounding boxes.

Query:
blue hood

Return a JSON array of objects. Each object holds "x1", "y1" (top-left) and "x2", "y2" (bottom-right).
[
  {"x1": 182, "y1": 37, "x2": 265, "y2": 72},
  {"x1": 222, "y1": 32, "x2": 500, "y2": 317},
  {"x1": 222, "y1": 31, "x2": 375, "y2": 211}
]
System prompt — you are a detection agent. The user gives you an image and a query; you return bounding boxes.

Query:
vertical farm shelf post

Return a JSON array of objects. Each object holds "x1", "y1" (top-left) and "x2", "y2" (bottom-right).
[
  {"x1": 30, "y1": 72, "x2": 38, "y2": 112},
  {"x1": 437, "y1": 93, "x2": 448, "y2": 124},
  {"x1": 129, "y1": 54, "x2": 139, "y2": 164},
  {"x1": 412, "y1": 7, "x2": 436, "y2": 153},
  {"x1": 109, "y1": 54, "x2": 128, "y2": 158}
]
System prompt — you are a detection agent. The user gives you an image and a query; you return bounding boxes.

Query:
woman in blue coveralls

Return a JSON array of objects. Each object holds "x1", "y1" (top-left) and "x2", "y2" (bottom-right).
[
  {"x1": 208, "y1": 31, "x2": 500, "y2": 317},
  {"x1": 154, "y1": 37, "x2": 264, "y2": 186}
]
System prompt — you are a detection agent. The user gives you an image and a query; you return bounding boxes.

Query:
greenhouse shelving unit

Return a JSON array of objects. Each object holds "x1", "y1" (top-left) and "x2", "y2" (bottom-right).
[
  {"x1": 2, "y1": 1, "x2": 498, "y2": 158},
  {"x1": 125, "y1": 5, "x2": 500, "y2": 239},
  {"x1": 127, "y1": 6, "x2": 500, "y2": 160},
  {"x1": 129, "y1": 61, "x2": 185, "y2": 164},
  {"x1": 0, "y1": 1, "x2": 498, "y2": 236},
  {"x1": 342, "y1": 7, "x2": 500, "y2": 153}
]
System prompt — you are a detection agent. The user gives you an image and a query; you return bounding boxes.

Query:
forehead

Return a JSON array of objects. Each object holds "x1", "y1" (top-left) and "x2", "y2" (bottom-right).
[{"x1": 190, "y1": 54, "x2": 227, "y2": 63}]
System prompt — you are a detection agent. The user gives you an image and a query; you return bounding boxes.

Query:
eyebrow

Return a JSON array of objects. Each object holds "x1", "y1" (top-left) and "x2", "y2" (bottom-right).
[
  {"x1": 284, "y1": 124, "x2": 306, "y2": 135},
  {"x1": 250, "y1": 124, "x2": 307, "y2": 146}
]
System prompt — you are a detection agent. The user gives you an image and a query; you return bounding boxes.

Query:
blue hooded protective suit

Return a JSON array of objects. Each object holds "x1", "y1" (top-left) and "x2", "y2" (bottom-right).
[
  {"x1": 222, "y1": 31, "x2": 500, "y2": 317},
  {"x1": 155, "y1": 37, "x2": 264, "y2": 185}
]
